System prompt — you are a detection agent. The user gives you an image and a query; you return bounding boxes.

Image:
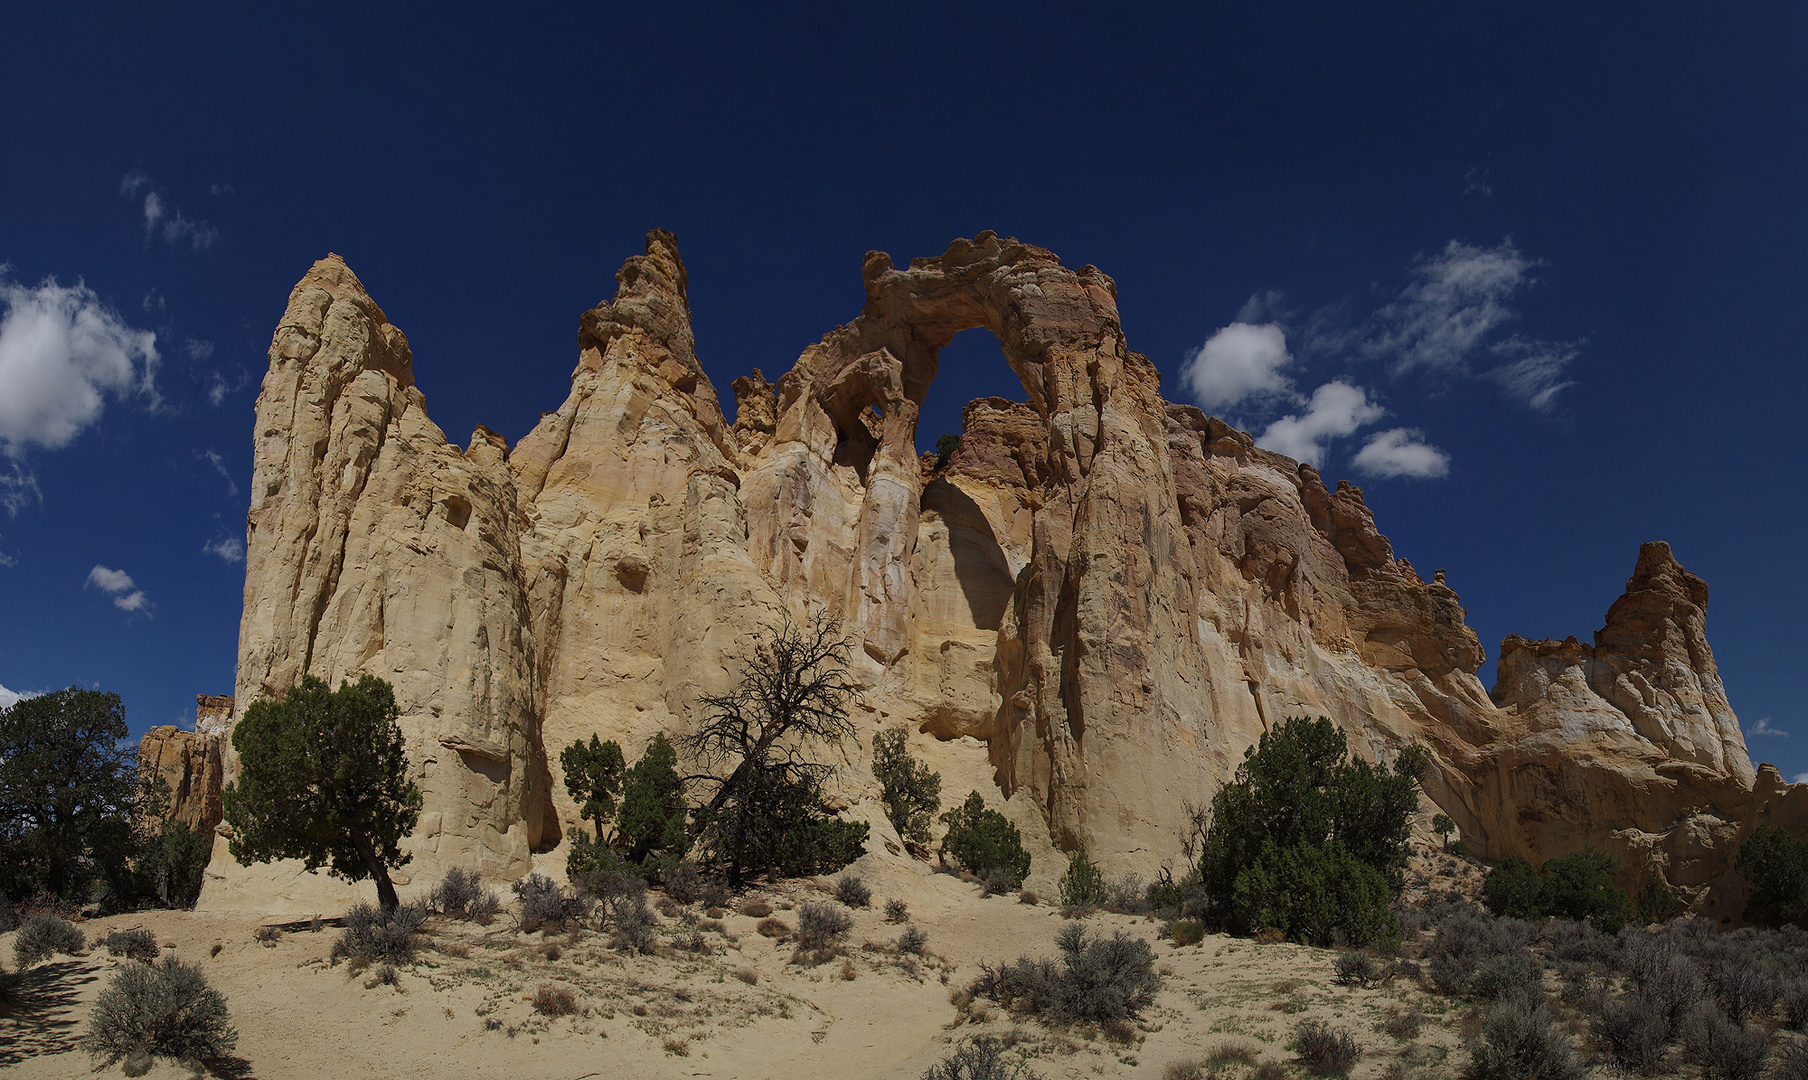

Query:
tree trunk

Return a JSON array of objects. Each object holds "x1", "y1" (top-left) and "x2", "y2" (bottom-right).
[{"x1": 349, "y1": 827, "x2": 400, "y2": 910}]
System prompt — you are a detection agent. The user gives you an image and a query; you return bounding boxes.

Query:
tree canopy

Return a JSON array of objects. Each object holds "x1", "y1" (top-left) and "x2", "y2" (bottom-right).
[
  {"x1": 0, "y1": 687, "x2": 155, "y2": 903},
  {"x1": 221, "y1": 674, "x2": 422, "y2": 909},
  {"x1": 560, "y1": 734, "x2": 626, "y2": 841},
  {"x1": 872, "y1": 725, "x2": 941, "y2": 846}
]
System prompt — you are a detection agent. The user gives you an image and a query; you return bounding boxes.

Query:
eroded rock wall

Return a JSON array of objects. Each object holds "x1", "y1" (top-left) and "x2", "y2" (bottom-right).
[{"x1": 202, "y1": 231, "x2": 1776, "y2": 913}]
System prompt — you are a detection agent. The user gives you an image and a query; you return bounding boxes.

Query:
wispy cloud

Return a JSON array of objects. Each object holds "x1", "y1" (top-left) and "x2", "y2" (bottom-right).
[
  {"x1": 180, "y1": 337, "x2": 214, "y2": 361},
  {"x1": 120, "y1": 172, "x2": 217, "y2": 250},
  {"x1": 1352, "y1": 428, "x2": 1451, "y2": 479},
  {"x1": 1256, "y1": 381, "x2": 1385, "y2": 465},
  {"x1": 203, "y1": 534, "x2": 245, "y2": 563},
  {"x1": 0, "y1": 270, "x2": 159, "y2": 513},
  {"x1": 0, "y1": 682, "x2": 26, "y2": 710},
  {"x1": 1362, "y1": 239, "x2": 1582, "y2": 412},
  {"x1": 1178, "y1": 322, "x2": 1294, "y2": 411},
  {"x1": 1749, "y1": 716, "x2": 1788, "y2": 738},
  {"x1": 86, "y1": 564, "x2": 151, "y2": 613},
  {"x1": 199, "y1": 448, "x2": 239, "y2": 495},
  {"x1": 203, "y1": 368, "x2": 250, "y2": 406}
]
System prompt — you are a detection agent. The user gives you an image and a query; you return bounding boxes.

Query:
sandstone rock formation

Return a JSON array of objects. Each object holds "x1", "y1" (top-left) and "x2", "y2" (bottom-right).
[
  {"x1": 194, "y1": 229, "x2": 1779, "y2": 914},
  {"x1": 138, "y1": 696, "x2": 230, "y2": 834}
]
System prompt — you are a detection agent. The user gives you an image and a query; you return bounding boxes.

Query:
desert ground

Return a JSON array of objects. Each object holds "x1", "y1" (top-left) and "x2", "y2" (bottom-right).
[{"x1": 3, "y1": 851, "x2": 1484, "y2": 1080}]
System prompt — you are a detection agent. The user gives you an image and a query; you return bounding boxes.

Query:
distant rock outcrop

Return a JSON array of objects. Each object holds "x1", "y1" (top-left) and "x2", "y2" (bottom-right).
[
  {"x1": 138, "y1": 695, "x2": 230, "y2": 834},
  {"x1": 191, "y1": 231, "x2": 1777, "y2": 914}
]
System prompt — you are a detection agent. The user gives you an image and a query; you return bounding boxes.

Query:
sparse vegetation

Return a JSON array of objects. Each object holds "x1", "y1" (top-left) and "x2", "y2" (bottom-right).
[
  {"x1": 873, "y1": 724, "x2": 942, "y2": 845},
  {"x1": 1294, "y1": 1021, "x2": 1360, "y2": 1076},
  {"x1": 885, "y1": 897, "x2": 909, "y2": 922},
  {"x1": 79, "y1": 955, "x2": 238, "y2": 1072},
  {"x1": 940, "y1": 791, "x2": 1031, "y2": 889},
  {"x1": 13, "y1": 912, "x2": 84, "y2": 967},
  {"x1": 835, "y1": 873, "x2": 871, "y2": 907},
  {"x1": 532, "y1": 983, "x2": 578, "y2": 1016},
  {"x1": 104, "y1": 928, "x2": 160, "y2": 963},
  {"x1": 970, "y1": 923, "x2": 1160, "y2": 1025},
  {"x1": 330, "y1": 901, "x2": 425, "y2": 968},
  {"x1": 899, "y1": 924, "x2": 928, "y2": 955},
  {"x1": 430, "y1": 866, "x2": 502, "y2": 922},
  {"x1": 795, "y1": 901, "x2": 853, "y2": 962},
  {"x1": 511, "y1": 872, "x2": 593, "y2": 932},
  {"x1": 922, "y1": 1034, "x2": 1042, "y2": 1080}
]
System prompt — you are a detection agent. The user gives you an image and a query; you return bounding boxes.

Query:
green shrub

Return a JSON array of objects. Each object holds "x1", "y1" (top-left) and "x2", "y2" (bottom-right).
[
  {"x1": 1635, "y1": 865, "x2": 1680, "y2": 924},
  {"x1": 1171, "y1": 920, "x2": 1206, "y2": 946},
  {"x1": 1058, "y1": 848, "x2": 1106, "y2": 908},
  {"x1": 1190, "y1": 716, "x2": 1425, "y2": 942},
  {"x1": 429, "y1": 866, "x2": 501, "y2": 920},
  {"x1": 78, "y1": 955, "x2": 238, "y2": 1071},
  {"x1": 140, "y1": 820, "x2": 212, "y2": 909},
  {"x1": 1737, "y1": 824, "x2": 1808, "y2": 928},
  {"x1": 873, "y1": 725, "x2": 942, "y2": 845},
  {"x1": 834, "y1": 874, "x2": 871, "y2": 908},
  {"x1": 1540, "y1": 847, "x2": 1630, "y2": 932},
  {"x1": 104, "y1": 929, "x2": 160, "y2": 963},
  {"x1": 940, "y1": 791, "x2": 1031, "y2": 889},
  {"x1": 13, "y1": 913, "x2": 83, "y2": 967},
  {"x1": 1482, "y1": 855, "x2": 1544, "y2": 920},
  {"x1": 1229, "y1": 839, "x2": 1397, "y2": 947},
  {"x1": 1481, "y1": 846, "x2": 1631, "y2": 931}
]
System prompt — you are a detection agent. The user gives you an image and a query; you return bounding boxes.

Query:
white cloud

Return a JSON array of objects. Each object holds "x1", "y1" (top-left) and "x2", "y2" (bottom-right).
[
  {"x1": 121, "y1": 172, "x2": 217, "y2": 250},
  {"x1": 1236, "y1": 290, "x2": 1288, "y2": 324},
  {"x1": 199, "y1": 448, "x2": 239, "y2": 495},
  {"x1": 1488, "y1": 340, "x2": 1579, "y2": 413},
  {"x1": 1352, "y1": 428, "x2": 1451, "y2": 479},
  {"x1": 1362, "y1": 238, "x2": 1581, "y2": 411},
  {"x1": 1256, "y1": 381, "x2": 1385, "y2": 465},
  {"x1": 86, "y1": 564, "x2": 150, "y2": 613},
  {"x1": 0, "y1": 272, "x2": 160, "y2": 513},
  {"x1": 1367, "y1": 240, "x2": 1537, "y2": 375},
  {"x1": 1749, "y1": 716, "x2": 1788, "y2": 738},
  {"x1": 0, "y1": 682, "x2": 24, "y2": 710},
  {"x1": 1179, "y1": 322, "x2": 1294, "y2": 411},
  {"x1": 181, "y1": 337, "x2": 214, "y2": 361},
  {"x1": 203, "y1": 534, "x2": 245, "y2": 563},
  {"x1": 1794, "y1": 773, "x2": 1808, "y2": 786}
]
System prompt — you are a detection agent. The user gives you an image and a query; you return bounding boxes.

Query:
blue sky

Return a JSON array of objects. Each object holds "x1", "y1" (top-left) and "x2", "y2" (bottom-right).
[{"x1": 1, "y1": 5, "x2": 1804, "y2": 776}]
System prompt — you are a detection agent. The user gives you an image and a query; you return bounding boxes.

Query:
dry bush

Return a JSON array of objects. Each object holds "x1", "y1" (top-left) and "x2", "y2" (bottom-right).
[
  {"x1": 1253, "y1": 1065, "x2": 1289, "y2": 1080},
  {"x1": 1682, "y1": 1006, "x2": 1769, "y2": 1080},
  {"x1": 542, "y1": 943, "x2": 561, "y2": 961},
  {"x1": 1162, "y1": 1060, "x2": 1204, "y2": 1080},
  {"x1": 886, "y1": 898, "x2": 909, "y2": 923},
  {"x1": 735, "y1": 966, "x2": 758, "y2": 985},
  {"x1": 79, "y1": 955, "x2": 238, "y2": 1071},
  {"x1": 655, "y1": 895, "x2": 682, "y2": 918},
  {"x1": 660, "y1": 858, "x2": 703, "y2": 904},
  {"x1": 741, "y1": 898, "x2": 773, "y2": 918},
  {"x1": 699, "y1": 918, "x2": 726, "y2": 934},
  {"x1": 899, "y1": 925, "x2": 928, "y2": 955},
  {"x1": 970, "y1": 925, "x2": 1160, "y2": 1025},
  {"x1": 794, "y1": 902, "x2": 853, "y2": 963},
  {"x1": 437, "y1": 940, "x2": 471, "y2": 959},
  {"x1": 1254, "y1": 928, "x2": 1284, "y2": 945},
  {"x1": 363, "y1": 963, "x2": 398, "y2": 989},
  {"x1": 1018, "y1": 890, "x2": 1038, "y2": 906},
  {"x1": 839, "y1": 958, "x2": 857, "y2": 981},
  {"x1": 663, "y1": 1035, "x2": 690, "y2": 1056},
  {"x1": 1209, "y1": 1042, "x2": 1258, "y2": 1064},
  {"x1": 1294, "y1": 1021, "x2": 1360, "y2": 1076},
  {"x1": 331, "y1": 902, "x2": 425, "y2": 967},
  {"x1": 1333, "y1": 950, "x2": 1378, "y2": 986},
  {"x1": 252, "y1": 925, "x2": 281, "y2": 946},
  {"x1": 1593, "y1": 993, "x2": 1668, "y2": 1075},
  {"x1": 14, "y1": 914, "x2": 84, "y2": 967},
  {"x1": 512, "y1": 873, "x2": 592, "y2": 932},
  {"x1": 104, "y1": 929, "x2": 159, "y2": 963},
  {"x1": 922, "y1": 1034, "x2": 1042, "y2": 1080},
  {"x1": 835, "y1": 874, "x2": 872, "y2": 907},
  {"x1": 532, "y1": 983, "x2": 577, "y2": 1016},
  {"x1": 705, "y1": 906, "x2": 725, "y2": 919},
  {"x1": 1382, "y1": 1008, "x2": 1423, "y2": 1040},
  {"x1": 1463, "y1": 994, "x2": 1582, "y2": 1080},
  {"x1": 758, "y1": 917, "x2": 791, "y2": 939},
  {"x1": 1774, "y1": 1041, "x2": 1808, "y2": 1080}
]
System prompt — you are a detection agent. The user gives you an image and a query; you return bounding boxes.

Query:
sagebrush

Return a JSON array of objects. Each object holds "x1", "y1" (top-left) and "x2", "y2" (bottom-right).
[{"x1": 79, "y1": 955, "x2": 238, "y2": 1071}]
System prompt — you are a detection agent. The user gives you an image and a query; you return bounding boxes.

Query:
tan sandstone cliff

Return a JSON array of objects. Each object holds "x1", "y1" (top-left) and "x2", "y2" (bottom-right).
[{"x1": 184, "y1": 231, "x2": 1781, "y2": 915}]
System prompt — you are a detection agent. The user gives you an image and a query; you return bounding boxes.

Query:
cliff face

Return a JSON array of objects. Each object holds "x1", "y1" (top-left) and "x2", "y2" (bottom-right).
[{"x1": 193, "y1": 231, "x2": 1773, "y2": 913}]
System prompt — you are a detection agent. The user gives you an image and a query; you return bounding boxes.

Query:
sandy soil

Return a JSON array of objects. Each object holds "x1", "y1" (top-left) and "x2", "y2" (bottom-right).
[{"x1": 2, "y1": 853, "x2": 1480, "y2": 1080}]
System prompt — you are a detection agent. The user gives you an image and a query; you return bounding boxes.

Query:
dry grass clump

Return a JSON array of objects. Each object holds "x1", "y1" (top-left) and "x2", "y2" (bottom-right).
[
  {"x1": 735, "y1": 966, "x2": 759, "y2": 985},
  {"x1": 740, "y1": 898, "x2": 773, "y2": 918},
  {"x1": 532, "y1": 983, "x2": 577, "y2": 1016},
  {"x1": 757, "y1": 917, "x2": 791, "y2": 939},
  {"x1": 663, "y1": 1035, "x2": 690, "y2": 1056},
  {"x1": 1162, "y1": 1060, "x2": 1205, "y2": 1080},
  {"x1": 1293, "y1": 1021, "x2": 1360, "y2": 1076},
  {"x1": 1018, "y1": 890, "x2": 1039, "y2": 906}
]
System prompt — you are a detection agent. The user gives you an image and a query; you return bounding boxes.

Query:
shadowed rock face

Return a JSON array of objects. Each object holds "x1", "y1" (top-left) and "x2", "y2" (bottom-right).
[{"x1": 190, "y1": 230, "x2": 1772, "y2": 913}]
